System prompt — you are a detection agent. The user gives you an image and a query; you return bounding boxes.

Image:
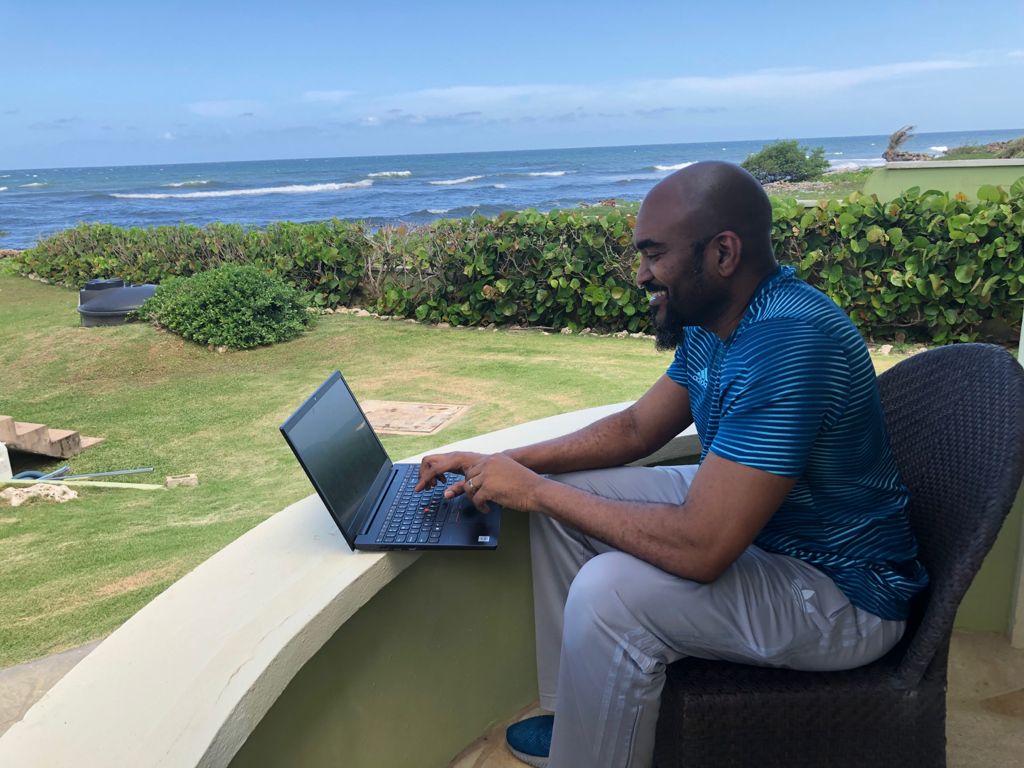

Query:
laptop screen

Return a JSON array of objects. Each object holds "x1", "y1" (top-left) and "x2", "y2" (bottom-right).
[{"x1": 282, "y1": 373, "x2": 390, "y2": 537}]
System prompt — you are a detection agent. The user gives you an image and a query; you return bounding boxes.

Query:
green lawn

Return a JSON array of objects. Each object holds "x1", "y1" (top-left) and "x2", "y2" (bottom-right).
[{"x1": 0, "y1": 274, "x2": 909, "y2": 668}]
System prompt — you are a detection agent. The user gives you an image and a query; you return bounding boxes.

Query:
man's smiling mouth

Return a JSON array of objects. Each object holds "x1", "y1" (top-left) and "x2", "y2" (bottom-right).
[{"x1": 648, "y1": 289, "x2": 668, "y2": 306}]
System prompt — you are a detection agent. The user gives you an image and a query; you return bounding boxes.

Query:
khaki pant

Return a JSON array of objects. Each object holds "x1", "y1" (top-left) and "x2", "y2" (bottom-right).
[{"x1": 530, "y1": 465, "x2": 905, "y2": 768}]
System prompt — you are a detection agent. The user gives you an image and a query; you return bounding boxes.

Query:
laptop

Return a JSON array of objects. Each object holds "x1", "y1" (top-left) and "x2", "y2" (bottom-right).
[{"x1": 280, "y1": 371, "x2": 501, "y2": 551}]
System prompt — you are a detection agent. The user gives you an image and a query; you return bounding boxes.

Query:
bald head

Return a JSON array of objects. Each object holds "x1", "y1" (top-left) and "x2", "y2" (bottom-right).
[{"x1": 643, "y1": 161, "x2": 774, "y2": 265}]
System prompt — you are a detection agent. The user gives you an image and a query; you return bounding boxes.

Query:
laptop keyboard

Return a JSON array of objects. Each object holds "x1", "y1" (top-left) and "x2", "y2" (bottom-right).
[{"x1": 375, "y1": 472, "x2": 459, "y2": 544}]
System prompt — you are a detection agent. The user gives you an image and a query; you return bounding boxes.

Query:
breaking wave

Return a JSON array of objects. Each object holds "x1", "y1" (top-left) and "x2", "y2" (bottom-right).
[
  {"x1": 367, "y1": 170, "x2": 412, "y2": 178},
  {"x1": 652, "y1": 162, "x2": 694, "y2": 171},
  {"x1": 429, "y1": 175, "x2": 483, "y2": 186},
  {"x1": 162, "y1": 180, "x2": 213, "y2": 188},
  {"x1": 828, "y1": 158, "x2": 886, "y2": 171},
  {"x1": 526, "y1": 171, "x2": 568, "y2": 177},
  {"x1": 0, "y1": 186, "x2": 7, "y2": 192},
  {"x1": 20, "y1": 182, "x2": 48, "y2": 188},
  {"x1": 111, "y1": 180, "x2": 374, "y2": 200}
]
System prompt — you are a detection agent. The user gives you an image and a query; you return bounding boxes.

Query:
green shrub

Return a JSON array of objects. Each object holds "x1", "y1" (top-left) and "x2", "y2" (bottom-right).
[
  {"x1": 15, "y1": 219, "x2": 368, "y2": 307},
  {"x1": 12, "y1": 182, "x2": 1024, "y2": 344},
  {"x1": 742, "y1": 140, "x2": 830, "y2": 183},
  {"x1": 771, "y1": 178, "x2": 1024, "y2": 343},
  {"x1": 136, "y1": 264, "x2": 314, "y2": 349}
]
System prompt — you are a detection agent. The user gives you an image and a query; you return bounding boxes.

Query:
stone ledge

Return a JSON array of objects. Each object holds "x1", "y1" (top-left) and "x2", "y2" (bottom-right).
[{"x1": 884, "y1": 159, "x2": 1024, "y2": 169}]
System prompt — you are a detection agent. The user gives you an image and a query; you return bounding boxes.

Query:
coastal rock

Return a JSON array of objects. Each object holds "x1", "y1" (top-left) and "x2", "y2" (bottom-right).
[{"x1": 1, "y1": 483, "x2": 78, "y2": 507}]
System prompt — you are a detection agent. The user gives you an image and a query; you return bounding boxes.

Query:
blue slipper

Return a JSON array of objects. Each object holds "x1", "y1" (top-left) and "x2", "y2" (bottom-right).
[{"x1": 506, "y1": 714, "x2": 553, "y2": 767}]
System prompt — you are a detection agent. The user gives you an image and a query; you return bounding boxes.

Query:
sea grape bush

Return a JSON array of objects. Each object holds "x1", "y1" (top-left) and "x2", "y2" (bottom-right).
[
  {"x1": 135, "y1": 264, "x2": 314, "y2": 349},
  {"x1": 15, "y1": 178, "x2": 1024, "y2": 343},
  {"x1": 772, "y1": 179, "x2": 1024, "y2": 343},
  {"x1": 741, "y1": 140, "x2": 830, "y2": 184}
]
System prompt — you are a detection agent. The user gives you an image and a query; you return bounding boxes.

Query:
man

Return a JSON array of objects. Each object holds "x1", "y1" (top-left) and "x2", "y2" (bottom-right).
[{"x1": 416, "y1": 161, "x2": 927, "y2": 768}]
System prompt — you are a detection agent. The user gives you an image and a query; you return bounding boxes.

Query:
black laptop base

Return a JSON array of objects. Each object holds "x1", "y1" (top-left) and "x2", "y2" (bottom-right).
[{"x1": 355, "y1": 465, "x2": 501, "y2": 551}]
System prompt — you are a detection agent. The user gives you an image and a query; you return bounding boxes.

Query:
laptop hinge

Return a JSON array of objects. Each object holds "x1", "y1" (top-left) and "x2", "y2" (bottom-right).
[{"x1": 355, "y1": 462, "x2": 397, "y2": 536}]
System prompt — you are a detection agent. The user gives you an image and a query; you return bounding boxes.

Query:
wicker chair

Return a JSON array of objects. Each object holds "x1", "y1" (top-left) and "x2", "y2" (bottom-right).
[{"x1": 654, "y1": 343, "x2": 1024, "y2": 768}]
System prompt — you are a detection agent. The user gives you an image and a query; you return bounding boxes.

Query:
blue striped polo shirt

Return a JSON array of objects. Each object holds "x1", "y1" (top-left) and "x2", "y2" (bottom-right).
[{"x1": 666, "y1": 266, "x2": 928, "y2": 620}]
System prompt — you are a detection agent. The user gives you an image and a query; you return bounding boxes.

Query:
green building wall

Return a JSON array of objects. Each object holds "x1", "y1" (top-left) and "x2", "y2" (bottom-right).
[{"x1": 862, "y1": 160, "x2": 1024, "y2": 201}]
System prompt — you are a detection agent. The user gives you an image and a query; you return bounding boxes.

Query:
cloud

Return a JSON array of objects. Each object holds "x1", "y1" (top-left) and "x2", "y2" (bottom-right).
[
  {"x1": 3, "y1": 109, "x2": 18, "y2": 115},
  {"x1": 29, "y1": 116, "x2": 80, "y2": 130},
  {"x1": 188, "y1": 100, "x2": 262, "y2": 118},
  {"x1": 161, "y1": 131, "x2": 175, "y2": 141},
  {"x1": 303, "y1": 89, "x2": 355, "y2": 103},
  {"x1": 1009, "y1": 50, "x2": 1024, "y2": 59},
  {"x1": 364, "y1": 57, "x2": 979, "y2": 122},
  {"x1": 353, "y1": 109, "x2": 481, "y2": 128}
]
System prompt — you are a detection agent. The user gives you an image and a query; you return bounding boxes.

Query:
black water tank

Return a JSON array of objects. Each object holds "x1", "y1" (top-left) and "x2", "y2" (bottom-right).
[{"x1": 78, "y1": 278, "x2": 157, "y2": 327}]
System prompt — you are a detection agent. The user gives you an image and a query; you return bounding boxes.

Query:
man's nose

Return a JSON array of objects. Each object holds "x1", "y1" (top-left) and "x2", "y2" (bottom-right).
[{"x1": 635, "y1": 256, "x2": 651, "y2": 288}]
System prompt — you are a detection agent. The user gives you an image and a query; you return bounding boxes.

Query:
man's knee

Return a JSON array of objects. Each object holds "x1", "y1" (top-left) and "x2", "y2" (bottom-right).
[{"x1": 563, "y1": 552, "x2": 647, "y2": 642}]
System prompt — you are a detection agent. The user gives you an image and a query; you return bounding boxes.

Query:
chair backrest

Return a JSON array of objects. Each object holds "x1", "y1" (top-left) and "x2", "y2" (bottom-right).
[{"x1": 878, "y1": 343, "x2": 1024, "y2": 686}]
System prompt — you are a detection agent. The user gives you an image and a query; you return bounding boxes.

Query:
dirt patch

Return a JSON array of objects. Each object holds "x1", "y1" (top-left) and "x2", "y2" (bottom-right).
[
  {"x1": 361, "y1": 400, "x2": 469, "y2": 435},
  {"x1": 0, "y1": 517, "x2": 18, "y2": 524},
  {"x1": 94, "y1": 565, "x2": 180, "y2": 598}
]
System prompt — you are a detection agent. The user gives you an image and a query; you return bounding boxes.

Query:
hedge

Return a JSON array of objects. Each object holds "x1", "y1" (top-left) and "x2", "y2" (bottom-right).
[{"x1": 12, "y1": 179, "x2": 1024, "y2": 343}]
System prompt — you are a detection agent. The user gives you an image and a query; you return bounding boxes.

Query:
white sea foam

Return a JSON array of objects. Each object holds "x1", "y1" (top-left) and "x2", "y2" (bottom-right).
[
  {"x1": 828, "y1": 158, "x2": 886, "y2": 171},
  {"x1": 111, "y1": 180, "x2": 373, "y2": 200},
  {"x1": 929, "y1": 146, "x2": 949, "y2": 153},
  {"x1": 493, "y1": 183, "x2": 507, "y2": 189},
  {"x1": 0, "y1": 186, "x2": 7, "y2": 192},
  {"x1": 0, "y1": 174, "x2": 9, "y2": 178},
  {"x1": 162, "y1": 180, "x2": 212, "y2": 188},
  {"x1": 427, "y1": 208, "x2": 450, "y2": 214},
  {"x1": 527, "y1": 171, "x2": 567, "y2": 177},
  {"x1": 367, "y1": 170, "x2": 412, "y2": 178},
  {"x1": 429, "y1": 175, "x2": 483, "y2": 186},
  {"x1": 20, "y1": 182, "x2": 47, "y2": 187},
  {"x1": 652, "y1": 162, "x2": 694, "y2": 171}
]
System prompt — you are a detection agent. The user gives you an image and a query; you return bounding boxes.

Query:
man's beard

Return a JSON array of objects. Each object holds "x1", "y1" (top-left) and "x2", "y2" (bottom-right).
[{"x1": 651, "y1": 300, "x2": 686, "y2": 351}]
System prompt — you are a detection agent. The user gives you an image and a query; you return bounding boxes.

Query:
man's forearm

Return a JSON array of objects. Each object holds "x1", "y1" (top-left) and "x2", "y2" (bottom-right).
[{"x1": 504, "y1": 408, "x2": 653, "y2": 475}]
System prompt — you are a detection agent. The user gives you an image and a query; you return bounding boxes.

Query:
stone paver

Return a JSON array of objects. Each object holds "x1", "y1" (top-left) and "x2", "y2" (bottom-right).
[{"x1": 0, "y1": 641, "x2": 101, "y2": 737}]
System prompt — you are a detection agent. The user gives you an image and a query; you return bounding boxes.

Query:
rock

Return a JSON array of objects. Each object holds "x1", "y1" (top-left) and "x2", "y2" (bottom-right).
[
  {"x1": 0, "y1": 483, "x2": 78, "y2": 507},
  {"x1": 614, "y1": 330, "x2": 629, "y2": 338},
  {"x1": 165, "y1": 474, "x2": 199, "y2": 488},
  {"x1": 436, "y1": 322, "x2": 450, "y2": 329},
  {"x1": 580, "y1": 328, "x2": 592, "y2": 336},
  {"x1": 560, "y1": 328, "x2": 573, "y2": 335},
  {"x1": 216, "y1": 345, "x2": 228, "y2": 354},
  {"x1": 878, "y1": 344, "x2": 893, "y2": 355},
  {"x1": 354, "y1": 309, "x2": 371, "y2": 317}
]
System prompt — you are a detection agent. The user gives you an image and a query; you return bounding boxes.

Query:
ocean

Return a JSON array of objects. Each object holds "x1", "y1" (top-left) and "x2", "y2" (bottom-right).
[{"x1": 1, "y1": 128, "x2": 1021, "y2": 250}]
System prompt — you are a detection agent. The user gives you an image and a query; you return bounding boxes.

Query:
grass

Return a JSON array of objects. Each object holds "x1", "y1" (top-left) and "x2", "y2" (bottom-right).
[{"x1": 0, "y1": 273, "x2": 912, "y2": 668}]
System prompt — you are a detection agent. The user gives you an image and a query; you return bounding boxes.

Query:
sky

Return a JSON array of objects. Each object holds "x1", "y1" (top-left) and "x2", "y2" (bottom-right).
[{"x1": 2, "y1": 0, "x2": 1024, "y2": 169}]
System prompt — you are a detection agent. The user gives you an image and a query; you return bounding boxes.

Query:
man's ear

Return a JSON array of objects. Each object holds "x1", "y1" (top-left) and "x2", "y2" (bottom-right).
[{"x1": 714, "y1": 231, "x2": 742, "y2": 277}]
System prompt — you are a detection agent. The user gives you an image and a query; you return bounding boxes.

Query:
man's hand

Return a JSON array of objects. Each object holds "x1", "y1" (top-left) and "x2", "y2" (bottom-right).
[
  {"x1": 416, "y1": 451, "x2": 483, "y2": 493},
  {"x1": 460, "y1": 453, "x2": 546, "y2": 512},
  {"x1": 417, "y1": 451, "x2": 547, "y2": 512}
]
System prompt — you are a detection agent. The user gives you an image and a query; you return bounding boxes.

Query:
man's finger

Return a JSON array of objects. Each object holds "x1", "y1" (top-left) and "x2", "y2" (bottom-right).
[{"x1": 444, "y1": 479, "x2": 468, "y2": 499}]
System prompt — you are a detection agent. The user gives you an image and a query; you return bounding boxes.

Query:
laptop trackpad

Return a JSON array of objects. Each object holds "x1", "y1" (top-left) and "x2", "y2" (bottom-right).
[{"x1": 442, "y1": 495, "x2": 501, "y2": 546}]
